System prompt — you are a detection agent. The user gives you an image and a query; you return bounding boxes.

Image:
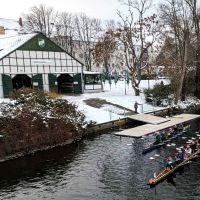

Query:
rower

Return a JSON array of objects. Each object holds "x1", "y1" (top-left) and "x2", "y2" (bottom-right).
[
  {"x1": 174, "y1": 125, "x2": 178, "y2": 133},
  {"x1": 176, "y1": 149, "x2": 185, "y2": 164},
  {"x1": 166, "y1": 155, "x2": 176, "y2": 170},
  {"x1": 178, "y1": 123, "x2": 184, "y2": 132},
  {"x1": 167, "y1": 128, "x2": 173, "y2": 138},
  {"x1": 197, "y1": 137, "x2": 200, "y2": 149},
  {"x1": 185, "y1": 144, "x2": 192, "y2": 158},
  {"x1": 160, "y1": 131, "x2": 166, "y2": 141},
  {"x1": 190, "y1": 140, "x2": 197, "y2": 153},
  {"x1": 153, "y1": 132, "x2": 162, "y2": 145}
]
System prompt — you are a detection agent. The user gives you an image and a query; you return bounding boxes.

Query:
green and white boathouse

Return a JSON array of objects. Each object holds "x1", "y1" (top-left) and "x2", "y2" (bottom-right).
[{"x1": 0, "y1": 32, "x2": 87, "y2": 97}]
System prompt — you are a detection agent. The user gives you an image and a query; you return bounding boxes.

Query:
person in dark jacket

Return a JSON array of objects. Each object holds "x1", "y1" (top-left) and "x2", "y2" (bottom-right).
[{"x1": 134, "y1": 101, "x2": 138, "y2": 113}]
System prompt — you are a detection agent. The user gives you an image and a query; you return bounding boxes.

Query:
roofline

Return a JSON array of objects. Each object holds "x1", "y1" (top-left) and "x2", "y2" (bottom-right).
[
  {"x1": 0, "y1": 32, "x2": 84, "y2": 68},
  {"x1": 38, "y1": 32, "x2": 84, "y2": 67},
  {"x1": 0, "y1": 33, "x2": 37, "y2": 60}
]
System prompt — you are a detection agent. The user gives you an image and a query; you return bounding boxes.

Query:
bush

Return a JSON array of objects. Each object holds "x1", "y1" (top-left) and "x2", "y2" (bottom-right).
[
  {"x1": 0, "y1": 89, "x2": 87, "y2": 157},
  {"x1": 144, "y1": 83, "x2": 172, "y2": 106},
  {"x1": 141, "y1": 74, "x2": 156, "y2": 80}
]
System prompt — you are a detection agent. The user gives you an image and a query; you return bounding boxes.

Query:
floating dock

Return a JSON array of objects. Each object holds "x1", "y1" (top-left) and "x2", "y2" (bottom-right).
[
  {"x1": 127, "y1": 113, "x2": 170, "y2": 125},
  {"x1": 114, "y1": 113, "x2": 200, "y2": 138}
]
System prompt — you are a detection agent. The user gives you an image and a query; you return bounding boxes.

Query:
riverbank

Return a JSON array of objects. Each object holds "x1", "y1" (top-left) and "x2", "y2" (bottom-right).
[
  {"x1": 0, "y1": 108, "x2": 182, "y2": 164},
  {"x1": 0, "y1": 139, "x2": 74, "y2": 163}
]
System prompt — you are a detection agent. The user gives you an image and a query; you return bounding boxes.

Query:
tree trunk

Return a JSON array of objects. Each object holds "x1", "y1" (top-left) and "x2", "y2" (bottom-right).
[
  {"x1": 174, "y1": 37, "x2": 188, "y2": 104},
  {"x1": 134, "y1": 87, "x2": 140, "y2": 96},
  {"x1": 131, "y1": 74, "x2": 140, "y2": 96},
  {"x1": 194, "y1": 47, "x2": 200, "y2": 98}
]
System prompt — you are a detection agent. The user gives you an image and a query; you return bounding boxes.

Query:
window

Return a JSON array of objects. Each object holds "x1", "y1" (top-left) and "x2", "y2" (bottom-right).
[{"x1": 85, "y1": 74, "x2": 101, "y2": 84}]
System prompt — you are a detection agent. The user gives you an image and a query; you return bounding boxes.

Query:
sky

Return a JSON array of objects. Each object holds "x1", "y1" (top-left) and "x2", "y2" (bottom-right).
[{"x1": 1, "y1": 0, "x2": 159, "y2": 22}]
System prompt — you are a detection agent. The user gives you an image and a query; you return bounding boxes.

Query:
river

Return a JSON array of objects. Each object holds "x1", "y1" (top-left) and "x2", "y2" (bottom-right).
[{"x1": 0, "y1": 125, "x2": 200, "y2": 200}]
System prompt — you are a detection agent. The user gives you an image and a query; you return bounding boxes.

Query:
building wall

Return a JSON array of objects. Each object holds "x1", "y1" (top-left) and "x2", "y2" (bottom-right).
[{"x1": 0, "y1": 33, "x2": 84, "y2": 97}]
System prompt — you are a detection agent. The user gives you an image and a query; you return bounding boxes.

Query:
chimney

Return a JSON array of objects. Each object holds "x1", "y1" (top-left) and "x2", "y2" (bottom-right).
[
  {"x1": 0, "y1": 26, "x2": 5, "y2": 35},
  {"x1": 19, "y1": 17, "x2": 23, "y2": 27}
]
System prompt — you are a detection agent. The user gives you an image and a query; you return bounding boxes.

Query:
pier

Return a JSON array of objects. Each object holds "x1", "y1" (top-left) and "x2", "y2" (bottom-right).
[{"x1": 114, "y1": 113, "x2": 200, "y2": 138}]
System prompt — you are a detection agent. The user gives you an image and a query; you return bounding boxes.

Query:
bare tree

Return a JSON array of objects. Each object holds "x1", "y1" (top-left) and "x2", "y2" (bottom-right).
[
  {"x1": 159, "y1": 0, "x2": 193, "y2": 104},
  {"x1": 54, "y1": 12, "x2": 75, "y2": 54},
  {"x1": 114, "y1": 0, "x2": 160, "y2": 96},
  {"x1": 185, "y1": 0, "x2": 200, "y2": 98},
  {"x1": 23, "y1": 4, "x2": 58, "y2": 37},
  {"x1": 74, "y1": 13, "x2": 103, "y2": 71},
  {"x1": 92, "y1": 31, "x2": 117, "y2": 75}
]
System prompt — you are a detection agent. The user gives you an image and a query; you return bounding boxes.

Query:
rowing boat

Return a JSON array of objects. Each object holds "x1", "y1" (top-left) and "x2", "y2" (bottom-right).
[
  {"x1": 142, "y1": 127, "x2": 189, "y2": 154},
  {"x1": 148, "y1": 150, "x2": 200, "y2": 187}
]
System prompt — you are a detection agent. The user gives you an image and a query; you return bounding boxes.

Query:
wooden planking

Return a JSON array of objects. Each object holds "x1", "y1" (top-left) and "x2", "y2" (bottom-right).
[
  {"x1": 128, "y1": 113, "x2": 170, "y2": 125},
  {"x1": 115, "y1": 114, "x2": 200, "y2": 138}
]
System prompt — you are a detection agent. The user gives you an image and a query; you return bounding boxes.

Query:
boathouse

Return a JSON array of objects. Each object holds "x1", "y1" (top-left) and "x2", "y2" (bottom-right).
[{"x1": 0, "y1": 32, "x2": 84, "y2": 97}]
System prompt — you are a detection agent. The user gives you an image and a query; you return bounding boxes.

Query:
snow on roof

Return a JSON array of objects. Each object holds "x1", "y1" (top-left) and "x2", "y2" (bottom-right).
[
  {"x1": 0, "y1": 18, "x2": 19, "y2": 29},
  {"x1": 0, "y1": 18, "x2": 22, "y2": 36},
  {"x1": 0, "y1": 33, "x2": 37, "y2": 59}
]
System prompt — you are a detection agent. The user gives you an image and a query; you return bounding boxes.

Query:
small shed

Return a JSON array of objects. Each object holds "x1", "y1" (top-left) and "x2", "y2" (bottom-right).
[{"x1": 83, "y1": 71, "x2": 103, "y2": 92}]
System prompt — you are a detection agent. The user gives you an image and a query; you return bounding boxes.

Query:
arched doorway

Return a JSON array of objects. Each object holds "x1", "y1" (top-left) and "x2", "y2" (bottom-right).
[
  {"x1": 57, "y1": 74, "x2": 74, "y2": 93},
  {"x1": 12, "y1": 74, "x2": 32, "y2": 90}
]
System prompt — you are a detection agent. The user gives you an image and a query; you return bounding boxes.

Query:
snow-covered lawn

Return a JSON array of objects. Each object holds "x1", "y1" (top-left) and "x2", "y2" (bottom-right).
[
  {"x1": 62, "y1": 79, "x2": 169, "y2": 124},
  {"x1": 1, "y1": 79, "x2": 199, "y2": 124}
]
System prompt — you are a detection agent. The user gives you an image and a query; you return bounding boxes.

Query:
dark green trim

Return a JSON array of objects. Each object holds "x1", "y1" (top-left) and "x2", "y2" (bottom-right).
[
  {"x1": 18, "y1": 33, "x2": 64, "y2": 52},
  {"x1": 2, "y1": 74, "x2": 13, "y2": 98},
  {"x1": 48, "y1": 74, "x2": 58, "y2": 92},
  {"x1": 32, "y1": 74, "x2": 43, "y2": 90},
  {"x1": 73, "y1": 73, "x2": 82, "y2": 93}
]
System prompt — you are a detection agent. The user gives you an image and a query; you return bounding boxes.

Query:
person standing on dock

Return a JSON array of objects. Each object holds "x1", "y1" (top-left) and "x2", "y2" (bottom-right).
[{"x1": 134, "y1": 101, "x2": 139, "y2": 113}]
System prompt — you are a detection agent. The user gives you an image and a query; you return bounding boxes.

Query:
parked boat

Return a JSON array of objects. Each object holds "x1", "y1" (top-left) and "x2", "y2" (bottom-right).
[{"x1": 148, "y1": 150, "x2": 200, "y2": 187}]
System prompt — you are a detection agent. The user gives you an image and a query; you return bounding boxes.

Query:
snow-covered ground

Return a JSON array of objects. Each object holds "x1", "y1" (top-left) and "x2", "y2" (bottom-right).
[
  {"x1": 1, "y1": 79, "x2": 199, "y2": 124},
  {"x1": 62, "y1": 79, "x2": 169, "y2": 124}
]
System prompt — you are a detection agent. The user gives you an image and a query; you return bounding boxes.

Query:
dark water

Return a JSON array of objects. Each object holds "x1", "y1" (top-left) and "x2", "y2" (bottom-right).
[{"x1": 0, "y1": 126, "x2": 200, "y2": 200}]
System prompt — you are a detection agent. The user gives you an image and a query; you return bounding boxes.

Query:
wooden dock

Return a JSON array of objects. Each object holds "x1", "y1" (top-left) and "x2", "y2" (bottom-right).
[
  {"x1": 114, "y1": 114, "x2": 200, "y2": 138},
  {"x1": 128, "y1": 113, "x2": 170, "y2": 125}
]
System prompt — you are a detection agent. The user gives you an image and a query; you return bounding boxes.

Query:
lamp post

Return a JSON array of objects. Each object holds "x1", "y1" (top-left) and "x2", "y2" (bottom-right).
[
  {"x1": 125, "y1": 68, "x2": 127, "y2": 95},
  {"x1": 144, "y1": 48, "x2": 150, "y2": 90}
]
